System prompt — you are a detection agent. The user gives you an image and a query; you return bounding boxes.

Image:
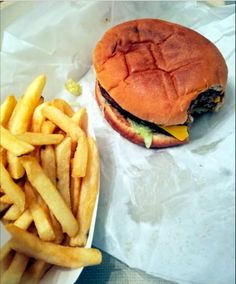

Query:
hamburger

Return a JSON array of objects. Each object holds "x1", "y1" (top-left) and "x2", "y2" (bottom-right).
[{"x1": 93, "y1": 19, "x2": 228, "y2": 148}]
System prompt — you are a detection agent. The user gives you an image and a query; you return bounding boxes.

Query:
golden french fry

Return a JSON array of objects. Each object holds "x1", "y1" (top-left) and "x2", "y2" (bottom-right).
[
  {"x1": 55, "y1": 137, "x2": 72, "y2": 207},
  {"x1": 41, "y1": 120, "x2": 56, "y2": 134},
  {"x1": 49, "y1": 211, "x2": 64, "y2": 244},
  {"x1": 32, "y1": 168, "x2": 63, "y2": 244},
  {"x1": 0, "y1": 95, "x2": 17, "y2": 127},
  {"x1": 25, "y1": 182, "x2": 55, "y2": 242},
  {"x1": 20, "y1": 156, "x2": 78, "y2": 237},
  {"x1": 41, "y1": 105, "x2": 84, "y2": 141},
  {"x1": 31, "y1": 102, "x2": 49, "y2": 132},
  {"x1": 0, "y1": 202, "x2": 10, "y2": 213},
  {"x1": 16, "y1": 132, "x2": 64, "y2": 145},
  {"x1": 3, "y1": 204, "x2": 22, "y2": 221},
  {"x1": 50, "y1": 98, "x2": 74, "y2": 117},
  {"x1": 6, "y1": 224, "x2": 102, "y2": 268},
  {"x1": 71, "y1": 176, "x2": 81, "y2": 216},
  {"x1": 6, "y1": 95, "x2": 25, "y2": 177},
  {"x1": 20, "y1": 259, "x2": 51, "y2": 284},
  {"x1": 7, "y1": 95, "x2": 23, "y2": 126},
  {"x1": 0, "y1": 162, "x2": 25, "y2": 211},
  {"x1": 40, "y1": 145, "x2": 56, "y2": 185},
  {"x1": 0, "y1": 195, "x2": 13, "y2": 204},
  {"x1": 72, "y1": 108, "x2": 88, "y2": 134},
  {"x1": 1, "y1": 252, "x2": 29, "y2": 284},
  {"x1": 8, "y1": 75, "x2": 46, "y2": 134},
  {"x1": 7, "y1": 152, "x2": 25, "y2": 179},
  {"x1": 42, "y1": 105, "x2": 89, "y2": 177},
  {"x1": 0, "y1": 241, "x2": 12, "y2": 262},
  {"x1": 0, "y1": 242, "x2": 14, "y2": 276},
  {"x1": 14, "y1": 209, "x2": 33, "y2": 230},
  {"x1": 36, "y1": 193, "x2": 49, "y2": 214},
  {"x1": 0, "y1": 126, "x2": 35, "y2": 156},
  {"x1": 0, "y1": 147, "x2": 7, "y2": 167},
  {"x1": 30, "y1": 146, "x2": 41, "y2": 162},
  {"x1": 36, "y1": 174, "x2": 64, "y2": 244},
  {"x1": 50, "y1": 99, "x2": 66, "y2": 112},
  {"x1": 0, "y1": 253, "x2": 14, "y2": 276},
  {"x1": 72, "y1": 135, "x2": 88, "y2": 177},
  {"x1": 53, "y1": 224, "x2": 65, "y2": 246},
  {"x1": 70, "y1": 137, "x2": 99, "y2": 247}
]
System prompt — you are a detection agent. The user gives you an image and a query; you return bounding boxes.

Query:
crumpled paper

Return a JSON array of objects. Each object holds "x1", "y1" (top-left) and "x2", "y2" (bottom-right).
[{"x1": 1, "y1": 1, "x2": 235, "y2": 284}]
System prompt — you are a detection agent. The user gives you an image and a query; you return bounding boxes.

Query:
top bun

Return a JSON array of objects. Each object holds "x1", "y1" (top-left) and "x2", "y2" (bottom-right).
[{"x1": 93, "y1": 19, "x2": 228, "y2": 126}]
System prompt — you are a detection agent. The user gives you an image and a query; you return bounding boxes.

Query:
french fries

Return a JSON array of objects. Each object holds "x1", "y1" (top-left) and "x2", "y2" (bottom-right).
[
  {"x1": 0, "y1": 202, "x2": 10, "y2": 213},
  {"x1": 25, "y1": 182, "x2": 56, "y2": 241},
  {"x1": 0, "y1": 162, "x2": 25, "y2": 211},
  {"x1": 0, "y1": 95, "x2": 17, "y2": 127},
  {"x1": 0, "y1": 194, "x2": 13, "y2": 205},
  {"x1": 72, "y1": 135, "x2": 88, "y2": 177},
  {"x1": 55, "y1": 137, "x2": 72, "y2": 207},
  {"x1": 6, "y1": 224, "x2": 102, "y2": 268},
  {"x1": 0, "y1": 147, "x2": 7, "y2": 166},
  {"x1": 0, "y1": 242, "x2": 14, "y2": 276},
  {"x1": 14, "y1": 209, "x2": 33, "y2": 230},
  {"x1": 72, "y1": 107, "x2": 88, "y2": 134},
  {"x1": 7, "y1": 75, "x2": 46, "y2": 134},
  {"x1": 40, "y1": 144, "x2": 64, "y2": 243},
  {"x1": 49, "y1": 212, "x2": 64, "y2": 245},
  {"x1": 41, "y1": 120, "x2": 56, "y2": 134},
  {"x1": 3, "y1": 204, "x2": 22, "y2": 221},
  {"x1": 6, "y1": 152, "x2": 25, "y2": 179},
  {"x1": 0, "y1": 75, "x2": 101, "y2": 283},
  {"x1": 70, "y1": 137, "x2": 100, "y2": 247},
  {"x1": 31, "y1": 102, "x2": 49, "y2": 133},
  {"x1": 6, "y1": 96, "x2": 26, "y2": 178},
  {"x1": 0, "y1": 126, "x2": 35, "y2": 156},
  {"x1": 16, "y1": 132, "x2": 64, "y2": 145},
  {"x1": 40, "y1": 145, "x2": 56, "y2": 185},
  {"x1": 71, "y1": 176, "x2": 81, "y2": 216},
  {"x1": 1, "y1": 252, "x2": 29, "y2": 284},
  {"x1": 41, "y1": 105, "x2": 84, "y2": 141},
  {"x1": 0, "y1": 241, "x2": 12, "y2": 262},
  {"x1": 20, "y1": 259, "x2": 51, "y2": 284},
  {"x1": 50, "y1": 98, "x2": 74, "y2": 117},
  {"x1": 20, "y1": 156, "x2": 78, "y2": 237}
]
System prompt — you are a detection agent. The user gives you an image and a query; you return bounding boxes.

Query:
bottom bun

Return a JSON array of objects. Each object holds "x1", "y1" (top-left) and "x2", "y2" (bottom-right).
[{"x1": 95, "y1": 81, "x2": 189, "y2": 148}]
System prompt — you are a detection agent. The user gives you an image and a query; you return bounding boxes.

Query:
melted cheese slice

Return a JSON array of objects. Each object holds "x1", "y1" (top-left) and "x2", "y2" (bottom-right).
[{"x1": 159, "y1": 125, "x2": 189, "y2": 141}]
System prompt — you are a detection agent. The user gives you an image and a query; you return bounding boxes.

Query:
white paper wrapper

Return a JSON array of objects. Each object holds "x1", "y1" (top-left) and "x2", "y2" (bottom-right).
[{"x1": 1, "y1": 1, "x2": 235, "y2": 284}]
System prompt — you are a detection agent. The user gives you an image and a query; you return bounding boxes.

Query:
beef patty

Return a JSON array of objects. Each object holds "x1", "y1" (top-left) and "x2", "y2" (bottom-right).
[{"x1": 98, "y1": 82, "x2": 224, "y2": 135}]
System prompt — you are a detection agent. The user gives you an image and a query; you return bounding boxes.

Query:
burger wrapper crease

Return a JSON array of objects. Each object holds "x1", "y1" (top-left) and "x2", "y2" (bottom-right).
[{"x1": 1, "y1": 1, "x2": 235, "y2": 284}]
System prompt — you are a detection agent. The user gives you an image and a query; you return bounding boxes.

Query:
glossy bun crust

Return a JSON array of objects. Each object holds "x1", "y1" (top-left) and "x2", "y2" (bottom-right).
[
  {"x1": 95, "y1": 81, "x2": 188, "y2": 148},
  {"x1": 93, "y1": 19, "x2": 228, "y2": 126}
]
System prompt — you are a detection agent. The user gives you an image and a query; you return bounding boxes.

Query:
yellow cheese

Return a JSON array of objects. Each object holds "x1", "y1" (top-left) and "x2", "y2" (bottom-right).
[
  {"x1": 159, "y1": 125, "x2": 189, "y2": 141},
  {"x1": 213, "y1": 96, "x2": 221, "y2": 103}
]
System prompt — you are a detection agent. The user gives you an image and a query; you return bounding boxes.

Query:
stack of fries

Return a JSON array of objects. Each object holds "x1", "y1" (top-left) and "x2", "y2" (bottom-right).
[{"x1": 0, "y1": 75, "x2": 101, "y2": 284}]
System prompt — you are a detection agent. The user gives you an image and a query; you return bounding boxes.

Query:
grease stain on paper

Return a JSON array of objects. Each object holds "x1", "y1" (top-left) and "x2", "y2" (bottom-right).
[
  {"x1": 127, "y1": 200, "x2": 163, "y2": 225},
  {"x1": 126, "y1": 152, "x2": 193, "y2": 225},
  {"x1": 191, "y1": 138, "x2": 224, "y2": 155},
  {"x1": 220, "y1": 167, "x2": 232, "y2": 177}
]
